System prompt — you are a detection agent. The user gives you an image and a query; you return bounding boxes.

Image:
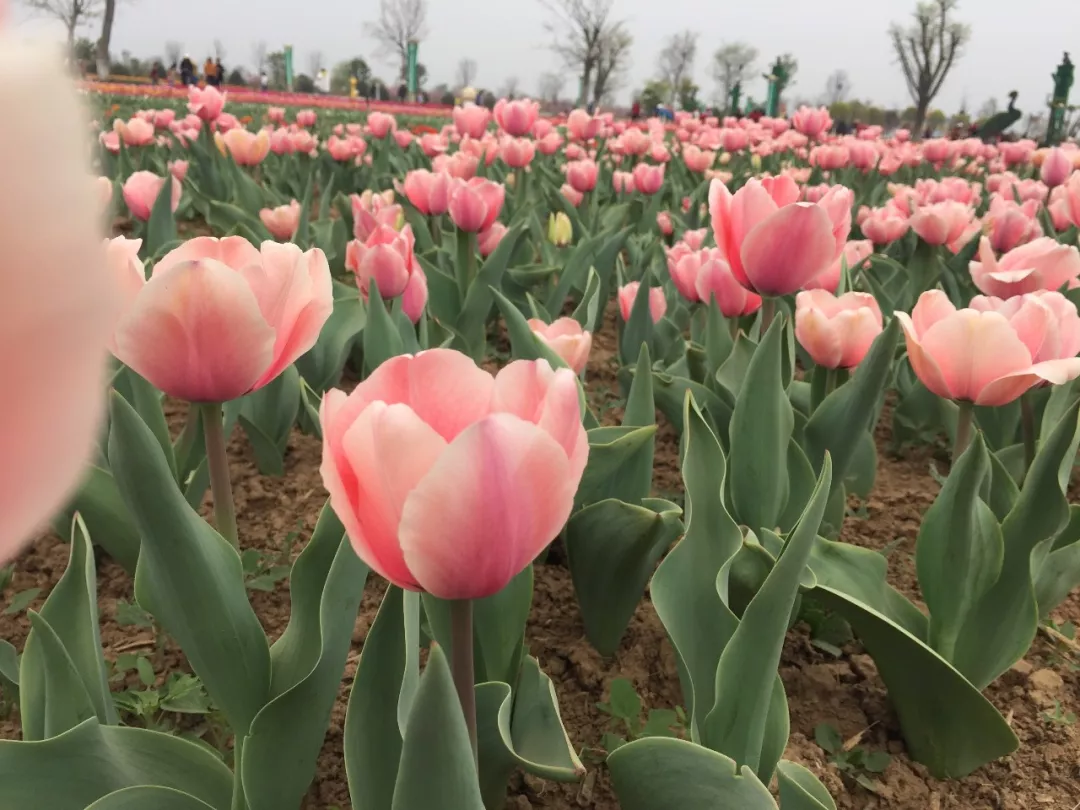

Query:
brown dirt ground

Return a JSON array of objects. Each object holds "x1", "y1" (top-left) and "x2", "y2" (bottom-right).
[{"x1": 1, "y1": 304, "x2": 1079, "y2": 809}]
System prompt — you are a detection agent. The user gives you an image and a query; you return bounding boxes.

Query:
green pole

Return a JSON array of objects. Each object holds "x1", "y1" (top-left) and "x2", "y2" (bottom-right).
[
  {"x1": 407, "y1": 41, "x2": 419, "y2": 101},
  {"x1": 284, "y1": 45, "x2": 294, "y2": 91}
]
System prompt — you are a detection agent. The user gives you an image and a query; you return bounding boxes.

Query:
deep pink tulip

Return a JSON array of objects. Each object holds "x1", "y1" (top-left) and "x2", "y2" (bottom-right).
[
  {"x1": 319, "y1": 351, "x2": 588, "y2": 599},
  {"x1": 566, "y1": 159, "x2": 599, "y2": 193},
  {"x1": 394, "y1": 130, "x2": 414, "y2": 148},
  {"x1": 709, "y1": 178, "x2": 837, "y2": 296},
  {"x1": 113, "y1": 237, "x2": 332, "y2": 402},
  {"x1": 448, "y1": 178, "x2": 505, "y2": 233},
  {"x1": 401, "y1": 266, "x2": 428, "y2": 324},
  {"x1": 527, "y1": 317, "x2": 592, "y2": 373},
  {"x1": 618, "y1": 282, "x2": 666, "y2": 323},
  {"x1": 969, "y1": 236, "x2": 1080, "y2": 298},
  {"x1": 188, "y1": 84, "x2": 225, "y2": 121},
  {"x1": 402, "y1": 169, "x2": 453, "y2": 216},
  {"x1": 632, "y1": 163, "x2": 664, "y2": 195},
  {"x1": 657, "y1": 211, "x2": 674, "y2": 236},
  {"x1": 494, "y1": 98, "x2": 540, "y2": 137},
  {"x1": 501, "y1": 137, "x2": 536, "y2": 168},
  {"x1": 122, "y1": 171, "x2": 180, "y2": 221},
  {"x1": 909, "y1": 201, "x2": 975, "y2": 246},
  {"x1": 453, "y1": 103, "x2": 491, "y2": 139},
  {"x1": 1041, "y1": 147, "x2": 1073, "y2": 188},
  {"x1": 896, "y1": 290, "x2": 1080, "y2": 406},
  {"x1": 367, "y1": 112, "x2": 396, "y2": 139},
  {"x1": 478, "y1": 222, "x2": 508, "y2": 257},
  {"x1": 345, "y1": 223, "x2": 418, "y2": 299},
  {"x1": 795, "y1": 290, "x2": 883, "y2": 369},
  {"x1": 259, "y1": 200, "x2": 302, "y2": 241}
]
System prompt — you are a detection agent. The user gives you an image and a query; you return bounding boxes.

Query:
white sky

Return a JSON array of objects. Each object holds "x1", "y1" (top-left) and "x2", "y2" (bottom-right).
[{"x1": 11, "y1": 0, "x2": 1079, "y2": 113}]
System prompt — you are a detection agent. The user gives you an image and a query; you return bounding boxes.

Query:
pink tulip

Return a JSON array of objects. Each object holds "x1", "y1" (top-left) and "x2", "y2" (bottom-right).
[
  {"x1": 218, "y1": 129, "x2": 271, "y2": 166},
  {"x1": 100, "y1": 130, "x2": 120, "y2": 153},
  {"x1": 260, "y1": 200, "x2": 302, "y2": 241},
  {"x1": 861, "y1": 206, "x2": 909, "y2": 245},
  {"x1": 612, "y1": 170, "x2": 635, "y2": 194},
  {"x1": 811, "y1": 144, "x2": 849, "y2": 170},
  {"x1": 566, "y1": 159, "x2": 599, "y2": 193},
  {"x1": 215, "y1": 113, "x2": 241, "y2": 132},
  {"x1": 494, "y1": 98, "x2": 540, "y2": 137},
  {"x1": 682, "y1": 144, "x2": 715, "y2": 173},
  {"x1": 153, "y1": 108, "x2": 176, "y2": 129},
  {"x1": 401, "y1": 266, "x2": 429, "y2": 324},
  {"x1": 896, "y1": 290, "x2": 1080, "y2": 406},
  {"x1": 921, "y1": 139, "x2": 953, "y2": 165},
  {"x1": 113, "y1": 237, "x2": 332, "y2": 402},
  {"x1": 1041, "y1": 147, "x2": 1073, "y2": 188},
  {"x1": 657, "y1": 211, "x2": 674, "y2": 236},
  {"x1": 983, "y1": 197, "x2": 1042, "y2": 253},
  {"x1": 969, "y1": 292, "x2": 1080, "y2": 363},
  {"x1": 848, "y1": 141, "x2": 879, "y2": 171},
  {"x1": 345, "y1": 224, "x2": 419, "y2": 299},
  {"x1": 694, "y1": 251, "x2": 762, "y2": 317},
  {"x1": 709, "y1": 178, "x2": 838, "y2": 296},
  {"x1": 122, "y1": 171, "x2": 180, "y2": 221},
  {"x1": 289, "y1": 130, "x2": 319, "y2": 155},
  {"x1": 501, "y1": 137, "x2": 535, "y2": 168},
  {"x1": 632, "y1": 163, "x2": 665, "y2": 195},
  {"x1": 402, "y1": 169, "x2": 453, "y2": 216},
  {"x1": 567, "y1": 109, "x2": 600, "y2": 142},
  {"x1": 805, "y1": 239, "x2": 874, "y2": 293},
  {"x1": 319, "y1": 351, "x2": 588, "y2": 599},
  {"x1": 394, "y1": 130, "x2": 414, "y2": 149},
  {"x1": 618, "y1": 282, "x2": 666, "y2": 323},
  {"x1": 295, "y1": 109, "x2": 317, "y2": 128},
  {"x1": 969, "y1": 236, "x2": 1080, "y2": 298},
  {"x1": 168, "y1": 159, "x2": 189, "y2": 182},
  {"x1": 267, "y1": 107, "x2": 286, "y2": 124},
  {"x1": 909, "y1": 201, "x2": 975, "y2": 246},
  {"x1": 188, "y1": 84, "x2": 225, "y2": 122},
  {"x1": 561, "y1": 183, "x2": 584, "y2": 207},
  {"x1": 795, "y1": 290, "x2": 883, "y2": 369},
  {"x1": 270, "y1": 127, "x2": 295, "y2": 155},
  {"x1": 432, "y1": 151, "x2": 479, "y2": 179},
  {"x1": 448, "y1": 177, "x2": 505, "y2": 233},
  {"x1": 478, "y1": 222, "x2": 507, "y2": 257},
  {"x1": 682, "y1": 228, "x2": 707, "y2": 250},
  {"x1": 351, "y1": 190, "x2": 402, "y2": 241},
  {"x1": 96, "y1": 176, "x2": 114, "y2": 211},
  {"x1": 718, "y1": 128, "x2": 749, "y2": 152},
  {"x1": 537, "y1": 131, "x2": 563, "y2": 155},
  {"x1": 527, "y1": 317, "x2": 592, "y2": 374},
  {"x1": 367, "y1": 112, "x2": 396, "y2": 139},
  {"x1": 453, "y1": 103, "x2": 491, "y2": 139},
  {"x1": 327, "y1": 135, "x2": 357, "y2": 161},
  {"x1": 114, "y1": 117, "x2": 155, "y2": 147},
  {"x1": 791, "y1": 106, "x2": 833, "y2": 139}
]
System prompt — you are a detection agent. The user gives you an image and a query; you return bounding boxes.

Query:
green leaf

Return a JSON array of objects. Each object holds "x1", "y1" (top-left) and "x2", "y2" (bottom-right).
[
  {"x1": 0, "y1": 719, "x2": 233, "y2": 810},
  {"x1": 108, "y1": 393, "x2": 271, "y2": 736},
  {"x1": 20, "y1": 611, "x2": 97, "y2": 739},
  {"x1": 565, "y1": 499, "x2": 682, "y2": 657},
  {"x1": 0, "y1": 638, "x2": 18, "y2": 687},
  {"x1": 242, "y1": 503, "x2": 370, "y2": 810},
  {"x1": 1034, "y1": 505, "x2": 1080, "y2": 617},
  {"x1": 85, "y1": 786, "x2": 215, "y2": 810},
  {"x1": 455, "y1": 223, "x2": 526, "y2": 360},
  {"x1": 114, "y1": 366, "x2": 178, "y2": 482},
  {"x1": 296, "y1": 292, "x2": 365, "y2": 393},
  {"x1": 608, "y1": 737, "x2": 777, "y2": 810},
  {"x1": 542, "y1": 231, "x2": 603, "y2": 315},
  {"x1": 814, "y1": 587, "x2": 1018, "y2": 778},
  {"x1": 54, "y1": 466, "x2": 141, "y2": 574},
  {"x1": 234, "y1": 364, "x2": 301, "y2": 477},
  {"x1": 812, "y1": 723, "x2": 842, "y2": 753},
  {"x1": 776, "y1": 761, "x2": 837, "y2": 810},
  {"x1": 391, "y1": 645, "x2": 485, "y2": 810},
  {"x1": 491, "y1": 288, "x2": 571, "y2": 370},
  {"x1": 728, "y1": 317, "x2": 793, "y2": 533},
  {"x1": 702, "y1": 456, "x2": 832, "y2": 781},
  {"x1": 344, "y1": 587, "x2": 408, "y2": 810},
  {"x1": 145, "y1": 175, "x2": 178, "y2": 258},
  {"x1": 609, "y1": 677, "x2": 643, "y2": 721},
  {"x1": 363, "y1": 283, "x2": 407, "y2": 375},
  {"x1": 3, "y1": 588, "x2": 40, "y2": 616},
  {"x1": 576, "y1": 425, "x2": 659, "y2": 507},
  {"x1": 472, "y1": 566, "x2": 533, "y2": 686},
  {"x1": 702, "y1": 297, "x2": 735, "y2": 379},
  {"x1": 620, "y1": 275, "x2": 657, "y2": 366}
]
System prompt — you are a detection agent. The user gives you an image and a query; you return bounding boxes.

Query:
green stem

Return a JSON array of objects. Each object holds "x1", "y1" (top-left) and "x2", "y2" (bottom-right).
[
  {"x1": 430, "y1": 213, "x2": 442, "y2": 247},
  {"x1": 729, "y1": 315, "x2": 740, "y2": 342},
  {"x1": 200, "y1": 402, "x2": 238, "y2": 548},
  {"x1": 953, "y1": 400, "x2": 975, "y2": 466},
  {"x1": 454, "y1": 229, "x2": 477, "y2": 303},
  {"x1": 449, "y1": 599, "x2": 477, "y2": 768},
  {"x1": 231, "y1": 734, "x2": 246, "y2": 810},
  {"x1": 760, "y1": 297, "x2": 776, "y2": 335},
  {"x1": 515, "y1": 166, "x2": 527, "y2": 211},
  {"x1": 824, "y1": 367, "x2": 839, "y2": 398},
  {"x1": 1021, "y1": 392, "x2": 1037, "y2": 472}
]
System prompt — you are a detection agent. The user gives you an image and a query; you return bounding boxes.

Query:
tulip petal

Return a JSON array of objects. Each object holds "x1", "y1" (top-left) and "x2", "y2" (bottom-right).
[
  {"x1": 910, "y1": 290, "x2": 958, "y2": 337},
  {"x1": 154, "y1": 235, "x2": 261, "y2": 276},
  {"x1": 978, "y1": 359, "x2": 1080, "y2": 406},
  {"x1": 399, "y1": 414, "x2": 575, "y2": 599},
  {"x1": 114, "y1": 259, "x2": 276, "y2": 402},
  {"x1": 795, "y1": 306, "x2": 842, "y2": 368},
  {"x1": 740, "y1": 203, "x2": 835, "y2": 296},
  {"x1": 896, "y1": 312, "x2": 954, "y2": 400}
]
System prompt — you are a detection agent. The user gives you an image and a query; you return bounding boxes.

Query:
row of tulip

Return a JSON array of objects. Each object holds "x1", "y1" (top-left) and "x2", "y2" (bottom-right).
[{"x1": 5, "y1": 34, "x2": 1080, "y2": 810}]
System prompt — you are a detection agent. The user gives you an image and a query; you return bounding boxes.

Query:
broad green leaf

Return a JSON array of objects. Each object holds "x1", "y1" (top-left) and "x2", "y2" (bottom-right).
[
  {"x1": 728, "y1": 318, "x2": 792, "y2": 532},
  {"x1": 619, "y1": 275, "x2": 657, "y2": 366},
  {"x1": 390, "y1": 645, "x2": 485, "y2": 810},
  {"x1": 650, "y1": 370, "x2": 732, "y2": 440},
  {"x1": 608, "y1": 737, "x2": 777, "y2": 810},
  {"x1": 472, "y1": 566, "x2": 534, "y2": 686},
  {"x1": 702, "y1": 297, "x2": 735, "y2": 380},
  {"x1": 570, "y1": 267, "x2": 603, "y2": 330},
  {"x1": 54, "y1": 466, "x2": 141, "y2": 574},
  {"x1": 0, "y1": 639, "x2": 17, "y2": 687},
  {"x1": 619, "y1": 341, "x2": 657, "y2": 498},
  {"x1": 814, "y1": 587, "x2": 1017, "y2": 778},
  {"x1": 776, "y1": 761, "x2": 837, "y2": 810},
  {"x1": 295, "y1": 290, "x2": 365, "y2": 393},
  {"x1": 86, "y1": 786, "x2": 215, "y2": 810},
  {"x1": 491, "y1": 288, "x2": 571, "y2": 370},
  {"x1": 542, "y1": 231, "x2": 603, "y2": 315},
  {"x1": 145, "y1": 175, "x2": 178, "y2": 258},
  {"x1": 20, "y1": 612, "x2": 96, "y2": 739},
  {"x1": 455, "y1": 223, "x2": 526, "y2": 360},
  {"x1": 233, "y1": 364, "x2": 301, "y2": 477},
  {"x1": 565, "y1": 499, "x2": 682, "y2": 656},
  {"x1": 0, "y1": 719, "x2": 232, "y2": 810},
  {"x1": 1033, "y1": 505, "x2": 1080, "y2": 618},
  {"x1": 363, "y1": 283, "x2": 406, "y2": 374},
  {"x1": 703, "y1": 456, "x2": 832, "y2": 781},
  {"x1": 19, "y1": 515, "x2": 116, "y2": 740},
  {"x1": 113, "y1": 367, "x2": 177, "y2": 481},
  {"x1": 108, "y1": 393, "x2": 271, "y2": 736},
  {"x1": 242, "y1": 504, "x2": 369, "y2": 810},
  {"x1": 576, "y1": 425, "x2": 658, "y2": 507}
]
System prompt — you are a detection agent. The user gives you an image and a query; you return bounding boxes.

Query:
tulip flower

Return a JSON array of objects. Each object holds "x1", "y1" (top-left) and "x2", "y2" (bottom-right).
[
  {"x1": 968, "y1": 236, "x2": 1080, "y2": 298},
  {"x1": 968, "y1": 291, "x2": 1080, "y2": 364},
  {"x1": 494, "y1": 98, "x2": 540, "y2": 137},
  {"x1": 478, "y1": 222, "x2": 507, "y2": 257},
  {"x1": 804, "y1": 239, "x2": 874, "y2": 293},
  {"x1": 453, "y1": 103, "x2": 491, "y2": 139},
  {"x1": 402, "y1": 169, "x2": 453, "y2": 216},
  {"x1": 795, "y1": 290, "x2": 883, "y2": 371},
  {"x1": 295, "y1": 109, "x2": 317, "y2": 128},
  {"x1": 561, "y1": 183, "x2": 584, "y2": 207},
  {"x1": 982, "y1": 197, "x2": 1041, "y2": 253},
  {"x1": 114, "y1": 117, "x2": 155, "y2": 147},
  {"x1": 909, "y1": 201, "x2": 975, "y2": 247},
  {"x1": 566, "y1": 159, "x2": 599, "y2": 193},
  {"x1": 401, "y1": 266, "x2": 429, "y2": 324},
  {"x1": 260, "y1": 200, "x2": 302, "y2": 241},
  {"x1": 367, "y1": 112, "x2": 396, "y2": 138},
  {"x1": 1, "y1": 36, "x2": 116, "y2": 561},
  {"x1": 393, "y1": 130, "x2": 414, "y2": 149},
  {"x1": 96, "y1": 175, "x2": 114, "y2": 211},
  {"x1": 1041, "y1": 147, "x2": 1073, "y2": 188},
  {"x1": 682, "y1": 144, "x2": 715, "y2": 173},
  {"x1": 618, "y1": 282, "x2": 666, "y2": 323},
  {"x1": 217, "y1": 128, "x2": 271, "y2": 166},
  {"x1": 528, "y1": 318, "x2": 592, "y2": 374},
  {"x1": 860, "y1": 206, "x2": 909, "y2": 245},
  {"x1": 657, "y1": 211, "x2": 674, "y2": 236},
  {"x1": 168, "y1": 159, "x2": 189, "y2": 182},
  {"x1": 448, "y1": 178, "x2": 505, "y2": 233},
  {"x1": 612, "y1": 171, "x2": 635, "y2": 194},
  {"x1": 188, "y1": 84, "x2": 225, "y2": 121},
  {"x1": 122, "y1": 171, "x2": 181, "y2": 221},
  {"x1": 501, "y1": 137, "x2": 535, "y2": 168},
  {"x1": 346, "y1": 224, "x2": 420, "y2": 300},
  {"x1": 667, "y1": 245, "x2": 761, "y2": 317},
  {"x1": 791, "y1": 106, "x2": 833, "y2": 139},
  {"x1": 566, "y1": 109, "x2": 600, "y2": 141},
  {"x1": 351, "y1": 190, "x2": 403, "y2": 240},
  {"x1": 631, "y1": 163, "x2": 665, "y2": 195},
  {"x1": 548, "y1": 212, "x2": 572, "y2": 246}
]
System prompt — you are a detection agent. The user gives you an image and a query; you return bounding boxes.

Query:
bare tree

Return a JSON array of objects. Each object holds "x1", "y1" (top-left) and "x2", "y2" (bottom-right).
[
  {"x1": 539, "y1": 0, "x2": 623, "y2": 106},
  {"x1": 538, "y1": 71, "x2": 565, "y2": 103},
  {"x1": 657, "y1": 30, "x2": 697, "y2": 106},
  {"x1": 890, "y1": 0, "x2": 970, "y2": 136},
  {"x1": 165, "y1": 41, "x2": 182, "y2": 67},
  {"x1": 711, "y1": 42, "x2": 757, "y2": 107},
  {"x1": 500, "y1": 76, "x2": 521, "y2": 98},
  {"x1": 977, "y1": 97, "x2": 998, "y2": 120},
  {"x1": 367, "y1": 0, "x2": 428, "y2": 78},
  {"x1": 21, "y1": 0, "x2": 101, "y2": 46},
  {"x1": 824, "y1": 69, "x2": 850, "y2": 105},
  {"x1": 456, "y1": 58, "x2": 477, "y2": 89},
  {"x1": 252, "y1": 41, "x2": 268, "y2": 75},
  {"x1": 94, "y1": 0, "x2": 116, "y2": 76},
  {"x1": 308, "y1": 50, "x2": 325, "y2": 77},
  {"x1": 592, "y1": 25, "x2": 632, "y2": 107}
]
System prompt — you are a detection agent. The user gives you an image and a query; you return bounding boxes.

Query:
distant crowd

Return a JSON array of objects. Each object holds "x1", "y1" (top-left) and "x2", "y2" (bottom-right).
[{"x1": 147, "y1": 55, "x2": 227, "y2": 88}]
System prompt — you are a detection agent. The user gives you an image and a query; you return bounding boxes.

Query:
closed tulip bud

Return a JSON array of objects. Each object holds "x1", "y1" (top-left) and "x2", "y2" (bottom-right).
[
  {"x1": 795, "y1": 290, "x2": 883, "y2": 369},
  {"x1": 122, "y1": 171, "x2": 181, "y2": 221},
  {"x1": 259, "y1": 200, "x2": 302, "y2": 241},
  {"x1": 448, "y1": 177, "x2": 505, "y2": 233},
  {"x1": 618, "y1": 282, "x2": 666, "y2": 323},
  {"x1": 632, "y1": 163, "x2": 665, "y2": 195},
  {"x1": 657, "y1": 211, "x2": 674, "y2": 236},
  {"x1": 909, "y1": 201, "x2": 974, "y2": 247},
  {"x1": 566, "y1": 158, "x2": 599, "y2": 193},
  {"x1": 1041, "y1": 147, "x2": 1073, "y2": 189},
  {"x1": 218, "y1": 128, "x2": 271, "y2": 166},
  {"x1": 453, "y1": 103, "x2": 491, "y2": 139},
  {"x1": 494, "y1": 98, "x2": 540, "y2": 137},
  {"x1": 188, "y1": 84, "x2": 226, "y2": 121},
  {"x1": 528, "y1": 317, "x2": 592, "y2": 374},
  {"x1": 548, "y1": 212, "x2": 572, "y2": 247},
  {"x1": 367, "y1": 112, "x2": 396, "y2": 139},
  {"x1": 478, "y1": 222, "x2": 507, "y2": 257},
  {"x1": 345, "y1": 224, "x2": 418, "y2": 300}
]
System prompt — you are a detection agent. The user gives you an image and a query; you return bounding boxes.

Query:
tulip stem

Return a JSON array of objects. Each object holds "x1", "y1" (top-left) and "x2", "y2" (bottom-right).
[
  {"x1": 729, "y1": 316, "x2": 740, "y2": 342},
  {"x1": 953, "y1": 400, "x2": 974, "y2": 466},
  {"x1": 824, "y1": 367, "x2": 839, "y2": 399},
  {"x1": 449, "y1": 598, "x2": 478, "y2": 768},
  {"x1": 455, "y1": 229, "x2": 477, "y2": 302},
  {"x1": 201, "y1": 402, "x2": 239, "y2": 548},
  {"x1": 760, "y1": 298, "x2": 776, "y2": 334},
  {"x1": 1021, "y1": 392, "x2": 1037, "y2": 472},
  {"x1": 515, "y1": 167, "x2": 527, "y2": 210},
  {"x1": 430, "y1": 214, "x2": 442, "y2": 247},
  {"x1": 231, "y1": 734, "x2": 246, "y2": 810}
]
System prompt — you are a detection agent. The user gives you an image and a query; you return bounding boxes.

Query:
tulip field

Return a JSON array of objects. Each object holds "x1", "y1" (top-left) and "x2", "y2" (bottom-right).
[{"x1": 7, "y1": 39, "x2": 1080, "y2": 810}]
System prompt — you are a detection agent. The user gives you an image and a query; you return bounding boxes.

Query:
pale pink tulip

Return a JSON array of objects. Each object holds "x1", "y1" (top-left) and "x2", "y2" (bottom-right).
[
  {"x1": 168, "y1": 159, "x2": 189, "y2": 182},
  {"x1": 319, "y1": 351, "x2": 588, "y2": 599},
  {"x1": 657, "y1": 211, "x2": 674, "y2": 236},
  {"x1": 448, "y1": 178, "x2": 505, "y2": 233},
  {"x1": 188, "y1": 84, "x2": 225, "y2": 121},
  {"x1": 402, "y1": 169, "x2": 453, "y2": 216},
  {"x1": 501, "y1": 137, "x2": 535, "y2": 168},
  {"x1": 1041, "y1": 147, "x2": 1073, "y2": 188},
  {"x1": 218, "y1": 129, "x2": 271, "y2": 166},
  {"x1": 345, "y1": 224, "x2": 419, "y2": 299},
  {"x1": 113, "y1": 237, "x2": 332, "y2": 402},
  {"x1": 561, "y1": 184, "x2": 584, "y2": 207},
  {"x1": 791, "y1": 106, "x2": 832, "y2": 139},
  {"x1": 969, "y1": 292, "x2": 1080, "y2": 363},
  {"x1": 367, "y1": 112, "x2": 396, "y2": 139},
  {"x1": 632, "y1": 163, "x2": 665, "y2": 195},
  {"x1": 114, "y1": 117, "x2": 155, "y2": 147},
  {"x1": 795, "y1": 290, "x2": 883, "y2": 369},
  {"x1": 805, "y1": 239, "x2": 874, "y2": 293},
  {"x1": 537, "y1": 131, "x2": 563, "y2": 155},
  {"x1": 612, "y1": 170, "x2": 635, "y2": 194},
  {"x1": 478, "y1": 222, "x2": 507, "y2": 257},
  {"x1": 567, "y1": 109, "x2": 600, "y2": 142},
  {"x1": 969, "y1": 236, "x2": 1080, "y2": 298},
  {"x1": 295, "y1": 109, "x2": 317, "y2": 128},
  {"x1": 260, "y1": 200, "x2": 302, "y2": 241},
  {"x1": 494, "y1": 98, "x2": 540, "y2": 137},
  {"x1": 861, "y1": 207, "x2": 910, "y2": 245},
  {"x1": 1064, "y1": 172, "x2": 1080, "y2": 228},
  {"x1": 96, "y1": 176, "x2": 113, "y2": 210},
  {"x1": 100, "y1": 130, "x2": 120, "y2": 153},
  {"x1": 267, "y1": 107, "x2": 286, "y2": 124},
  {"x1": 682, "y1": 228, "x2": 707, "y2": 250},
  {"x1": 432, "y1": 151, "x2": 479, "y2": 179},
  {"x1": 122, "y1": 171, "x2": 180, "y2": 221},
  {"x1": 351, "y1": 190, "x2": 403, "y2": 241},
  {"x1": 528, "y1": 317, "x2": 592, "y2": 373},
  {"x1": 566, "y1": 159, "x2": 599, "y2": 193},
  {"x1": 618, "y1": 282, "x2": 666, "y2": 323},
  {"x1": 453, "y1": 103, "x2": 491, "y2": 139},
  {"x1": 693, "y1": 251, "x2": 763, "y2": 317},
  {"x1": 983, "y1": 197, "x2": 1042, "y2": 253},
  {"x1": 896, "y1": 290, "x2": 1080, "y2": 405},
  {"x1": 153, "y1": 108, "x2": 176, "y2": 129},
  {"x1": 401, "y1": 266, "x2": 428, "y2": 324},
  {"x1": 909, "y1": 201, "x2": 975, "y2": 246},
  {"x1": 682, "y1": 144, "x2": 715, "y2": 173}
]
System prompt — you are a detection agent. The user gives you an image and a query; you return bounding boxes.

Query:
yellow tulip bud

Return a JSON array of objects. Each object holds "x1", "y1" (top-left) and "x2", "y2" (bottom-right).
[
  {"x1": 548, "y1": 212, "x2": 572, "y2": 247},
  {"x1": 750, "y1": 154, "x2": 762, "y2": 171}
]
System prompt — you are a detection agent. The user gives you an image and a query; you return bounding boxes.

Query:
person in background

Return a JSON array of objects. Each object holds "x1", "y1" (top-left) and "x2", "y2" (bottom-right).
[
  {"x1": 215, "y1": 58, "x2": 225, "y2": 87},
  {"x1": 167, "y1": 62, "x2": 177, "y2": 86},
  {"x1": 630, "y1": 98, "x2": 641, "y2": 120},
  {"x1": 397, "y1": 82, "x2": 407, "y2": 102},
  {"x1": 204, "y1": 56, "x2": 216, "y2": 86},
  {"x1": 179, "y1": 54, "x2": 194, "y2": 85},
  {"x1": 260, "y1": 70, "x2": 269, "y2": 92},
  {"x1": 149, "y1": 62, "x2": 162, "y2": 85}
]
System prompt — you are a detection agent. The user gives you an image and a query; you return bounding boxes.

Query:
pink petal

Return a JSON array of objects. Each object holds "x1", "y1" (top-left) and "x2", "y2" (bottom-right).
[
  {"x1": 910, "y1": 290, "x2": 958, "y2": 337},
  {"x1": 399, "y1": 414, "x2": 576, "y2": 599},
  {"x1": 896, "y1": 312, "x2": 954, "y2": 399},
  {"x1": 114, "y1": 259, "x2": 275, "y2": 402},
  {"x1": 740, "y1": 203, "x2": 836, "y2": 296},
  {"x1": 795, "y1": 305, "x2": 842, "y2": 368},
  {"x1": 154, "y1": 235, "x2": 260, "y2": 276}
]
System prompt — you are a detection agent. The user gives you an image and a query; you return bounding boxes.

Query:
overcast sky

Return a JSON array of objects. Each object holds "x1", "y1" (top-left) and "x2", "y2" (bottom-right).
[{"x1": 12, "y1": 0, "x2": 1079, "y2": 113}]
